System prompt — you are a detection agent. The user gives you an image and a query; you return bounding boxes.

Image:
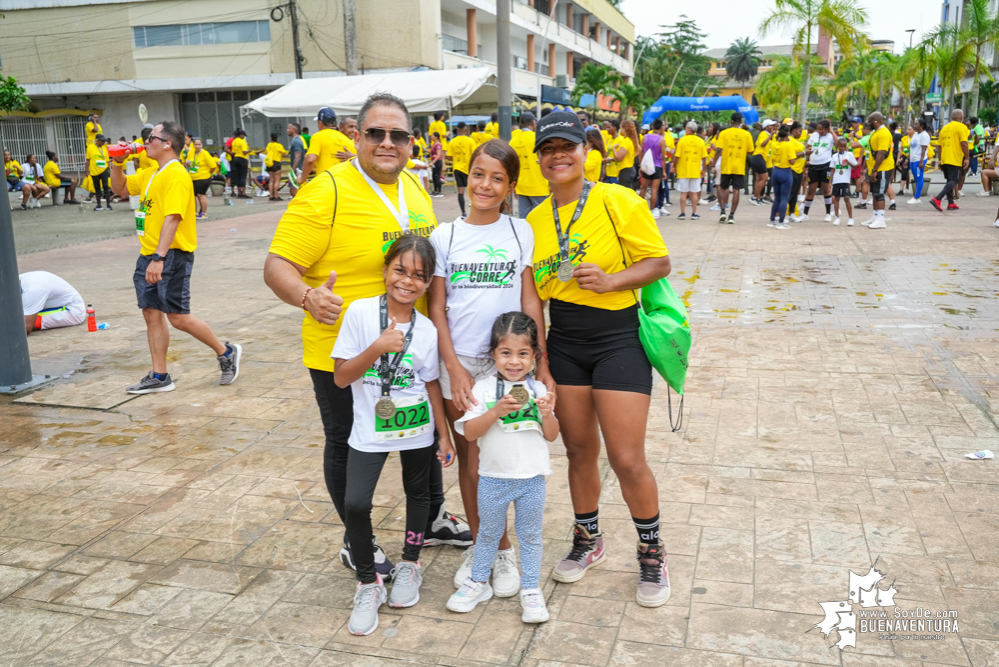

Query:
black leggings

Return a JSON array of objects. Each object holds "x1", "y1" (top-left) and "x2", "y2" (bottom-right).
[
  {"x1": 309, "y1": 369, "x2": 445, "y2": 524},
  {"x1": 92, "y1": 169, "x2": 110, "y2": 205},
  {"x1": 345, "y1": 443, "x2": 435, "y2": 583},
  {"x1": 787, "y1": 170, "x2": 803, "y2": 216},
  {"x1": 432, "y1": 161, "x2": 443, "y2": 194},
  {"x1": 231, "y1": 157, "x2": 249, "y2": 188}
]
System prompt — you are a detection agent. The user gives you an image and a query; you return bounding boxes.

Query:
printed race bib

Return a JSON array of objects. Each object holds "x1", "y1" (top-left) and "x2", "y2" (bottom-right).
[
  {"x1": 488, "y1": 399, "x2": 542, "y2": 433},
  {"x1": 135, "y1": 210, "x2": 146, "y2": 236},
  {"x1": 23, "y1": 173, "x2": 34, "y2": 183},
  {"x1": 95, "y1": 159, "x2": 107, "y2": 170},
  {"x1": 188, "y1": 162, "x2": 199, "y2": 174},
  {"x1": 375, "y1": 393, "x2": 432, "y2": 441}
]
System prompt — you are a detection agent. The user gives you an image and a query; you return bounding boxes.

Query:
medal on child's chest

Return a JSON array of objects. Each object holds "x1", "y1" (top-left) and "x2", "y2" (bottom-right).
[{"x1": 497, "y1": 375, "x2": 530, "y2": 407}]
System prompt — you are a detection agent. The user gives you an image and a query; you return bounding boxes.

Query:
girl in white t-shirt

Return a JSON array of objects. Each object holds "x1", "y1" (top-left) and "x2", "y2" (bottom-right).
[
  {"x1": 830, "y1": 138, "x2": 857, "y2": 226},
  {"x1": 332, "y1": 234, "x2": 456, "y2": 636},
  {"x1": 446, "y1": 312, "x2": 559, "y2": 623},
  {"x1": 428, "y1": 141, "x2": 551, "y2": 595}
]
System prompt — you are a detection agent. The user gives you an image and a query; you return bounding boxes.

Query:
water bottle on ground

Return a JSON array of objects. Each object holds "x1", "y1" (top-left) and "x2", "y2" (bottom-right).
[{"x1": 86, "y1": 305, "x2": 96, "y2": 332}]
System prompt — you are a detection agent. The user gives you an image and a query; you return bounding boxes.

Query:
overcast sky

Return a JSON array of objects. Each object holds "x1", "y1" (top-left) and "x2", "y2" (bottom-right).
[{"x1": 618, "y1": 0, "x2": 943, "y2": 54}]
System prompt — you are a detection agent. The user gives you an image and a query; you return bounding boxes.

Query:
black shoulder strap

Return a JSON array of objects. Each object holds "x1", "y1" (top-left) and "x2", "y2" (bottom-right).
[
  {"x1": 601, "y1": 192, "x2": 639, "y2": 305},
  {"x1": 508, "y1": 216, "x2": 523, "y2": 260},
  {"x1": 323, "y1": 170, "x2": 339, "y2": 254}
]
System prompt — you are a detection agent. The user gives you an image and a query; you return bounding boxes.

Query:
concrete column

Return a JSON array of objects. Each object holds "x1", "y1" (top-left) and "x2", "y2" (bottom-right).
[
  {"x1": 549, "y1": 43, "x2": 556, "y2": 76},
  {"x1": 466, "y1": 8, "x2": 477, "y2": 58},
  {"x1": 527, "y1": 34, "x2": 535, "y2": 73},
  {"x1": 581, "y1": 14, "x2": 589, "y2": 37},
  {"x1": 565, "y1": 3, "x2": 572, "y2": 28},
  {"x1": 607, "y1": 30, "x2": 612, "y2": 48},
  {"x1": 615, "y1": 36, "x2": 621, "y2": 54},
  {"x1": 566, "y1": 51, "x2": 573, "y2": 80},
  {"x1": 594, "y1": 22, "x2": 601, "y2": 44}
]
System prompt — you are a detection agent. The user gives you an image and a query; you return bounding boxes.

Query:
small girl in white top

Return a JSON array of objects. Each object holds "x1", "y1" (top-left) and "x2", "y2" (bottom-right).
[
  {"x1": 446, "y1": 312, "x2": 559, "y2": 623},
  {"x1": 428, "y1": 141, "x2": 552, "y2": 595}
]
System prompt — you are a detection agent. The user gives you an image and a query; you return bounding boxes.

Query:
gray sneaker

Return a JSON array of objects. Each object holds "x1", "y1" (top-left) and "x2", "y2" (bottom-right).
[
  {"x1": 388, "y1": 561, "x2": 422, "y2": 608},
  {"x1": 635, "y1": 540, "x2": 671, "y2": 607},
  {"x1": 217, "y1": 342, "x2": 241, "y2": 385},
  {"x1": 348, "y1": 576, "x2": 387, "y2": 635},
  {"x1": 126, "y1": 372, "x2": 175, "y2": 394},
  {"x1": 552, "y1": 524, "x2": 605, "y2": 583}
]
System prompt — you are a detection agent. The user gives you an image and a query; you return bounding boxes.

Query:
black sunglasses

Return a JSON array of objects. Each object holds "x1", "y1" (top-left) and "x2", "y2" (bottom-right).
[
  {"x1": 362, "y1": 127, "x2": 411, "y2": 148},
  {"x1": 148, "y1": 135, "x2": 168, "y2": 144}
]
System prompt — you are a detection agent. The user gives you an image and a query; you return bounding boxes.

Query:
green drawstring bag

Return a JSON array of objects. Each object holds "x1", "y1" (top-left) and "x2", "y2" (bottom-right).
[{"x1": 637, "y1": 277, "x2": 690, "y2": 395}]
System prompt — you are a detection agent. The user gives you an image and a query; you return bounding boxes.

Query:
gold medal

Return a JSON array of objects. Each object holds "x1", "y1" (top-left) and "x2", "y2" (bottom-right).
[
  {"x1": 510, "y1": 385, "x2": 529, "y2": 406},
  {"x1": 375, "y1": 398, "x2": 396, "y2": 420},
  {"x1": 557, "y1": 260, "x2": 574, "y2": 282}
]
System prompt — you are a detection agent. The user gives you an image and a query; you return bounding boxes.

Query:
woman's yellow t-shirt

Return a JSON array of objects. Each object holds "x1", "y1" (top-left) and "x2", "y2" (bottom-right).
[
  {"x1": 527, "y1": 182, "x2": 669, "y2": 311},
  {"x1": 789, "y1": 137, "x2": 805, "y2": 174},
  {"x1": 230, "y1": 137, "x2": 250, "y2": 160},
  {"x1": 43, "y1": 161, "x2": 62, "y2": 187},
  {"x1": 584, "y1": 149, "x2": 603, "y2": 182},
  {"x1": 265, "y1": 142, "x2": 287, "y2": 168},
  {"x1": 187, "y1": 149, "x2": 218, "y2": 181},
  {"x1": 86, "y1": 144, "x2": 110, "y2": 176},
  {"x1": 771, "y1": 140, "x2": 795, "y2": 169}
]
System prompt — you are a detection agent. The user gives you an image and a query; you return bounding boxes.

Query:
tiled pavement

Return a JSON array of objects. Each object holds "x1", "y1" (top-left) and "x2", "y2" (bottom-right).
[{"x1": 3, "y1": 186, "x2": 999, "y2": 666}]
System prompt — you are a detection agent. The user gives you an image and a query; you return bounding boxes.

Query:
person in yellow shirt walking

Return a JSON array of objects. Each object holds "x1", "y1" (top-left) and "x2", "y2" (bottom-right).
[
  {"x1": 674, "y1": 121, "x2": 708, "y2": 219},
  {"x1": 449, "y1": 122, "x2": 477, "y2": 216},
  {"x1": 184, "y1": 137, "x2": 219, "y2": 219},
  {"x1": 300, "y1": 107, "x2": 355, "y2": 184},
  {"x1": 263, "y1": 133, "x2": 287, "y2": 201},
  {"x1": 863, "y1": 112, "x2": 896, "y2": 229},
  {"x1": 930, "y1": 109, "x2": 971, "y2": 213},
  {"x1": 229, "y1": 128, "x2": 251, "y2": 199},
  {"x1": 508, "y1": 112, "x2": 549, "y2": 216},
  {"x1": 712, "y1": 112, "x2": 755, "y2": 223},
  {"x1": 109, "y1": 121, "x2": 241, "y2": 394},
  {"x1": 86, "y1": 134, "x2": 112, "y2": 211},
  {"x1": 472, "y1": 122, "x2": 492, "y2": 146}
]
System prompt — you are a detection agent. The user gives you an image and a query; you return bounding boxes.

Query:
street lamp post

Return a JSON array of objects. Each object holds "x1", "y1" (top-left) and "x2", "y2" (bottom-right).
[{"x1": 905, "y1": 29, "x2": 915, "y2": 127}]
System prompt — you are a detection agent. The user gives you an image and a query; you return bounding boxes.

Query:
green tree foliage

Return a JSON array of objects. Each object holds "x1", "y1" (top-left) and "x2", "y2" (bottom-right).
[
  {"x1": 609, "y1": 82, "x2": 649, "y2": 120},
  {"x1": 634, "y1": 16, "x2": 712, "y2": 102},
  {"x1": 570, "y1": 62, "x2": 620, "y2": 110},
  {"x1": 0, "y1": 75, "x2": 31, "y2": 114}
]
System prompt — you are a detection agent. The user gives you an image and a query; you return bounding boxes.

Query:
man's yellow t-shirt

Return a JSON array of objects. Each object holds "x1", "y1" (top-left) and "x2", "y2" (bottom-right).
[
  {"x1": 268, "y1": 161, "x2": 438, "y2": 372},
  {"x1": 527, "y1": 182, "x2": 668, "y2": 311},
  {"x1": 85, "y1": 121, "x2": 102, "y2": 145},
  {"x1": 449, "y1": 135, "x2": 477, "y2": 174},
  {"x1": 867, "y1": 126, "x2": 895, "y2": 173},
  {"x1": 86, "y1": 144, "x2": 110, "y2": 176},
  {"x1": 305, "y1": 129, "x2": 355, "y2": 174},
  {"x1": 126, "y1": 161, "x2": 197, "y2": 256},
  {"x1": 471, "y1": 131, "x2": 492, "y2": 146},
  {"x1": 485, "y1": 121, "x2": 500, "y2": 139},
  {"x1": 789, "y1": 137, "x2": 805, "y2": 174},
  {"x1": 43, "y1": 161, "x2": 62, "y2": 187},
  {"x1": 509, "y1": 130, "x2": 548, "y2": 197},
  {"x1": 939, "y1": 121, "x2": 970, "y2": 167},
  {"x1": 230, "y1": 137, "x2": 250, "y2": 160},
  {"x1": 718, "y1": 127, "x2": 754, "y2": 175},
  {"x1": 187, "y1": 149, "x2": 218, "y2": 180},
  {"x1": 265, "y1": 142, "x2": 287, "y2": 168},
  {"x1": 674, "y1": 134, "x2": 707, "y2": 179}
]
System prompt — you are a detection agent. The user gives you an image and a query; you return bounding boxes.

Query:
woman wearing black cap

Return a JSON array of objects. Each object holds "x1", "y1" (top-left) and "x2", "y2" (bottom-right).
[
  {"x1": 230, "y1": 128, "x2": 250, "y2": 198},
  {"x1": 522, "y1": 110, "x2": 674, "y2": 608}
]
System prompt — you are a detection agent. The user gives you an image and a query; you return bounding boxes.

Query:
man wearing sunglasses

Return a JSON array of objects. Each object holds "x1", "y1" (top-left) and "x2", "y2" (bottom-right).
[
  {"x1": 266, "y1": 92, "x2": 473, "y2": 583},
  {"x1": 299, "y1": 107, "x2": 357, "y2": 185},
  {"x1": 110, "y1": 121, "x2": 242, "y2": 394}
]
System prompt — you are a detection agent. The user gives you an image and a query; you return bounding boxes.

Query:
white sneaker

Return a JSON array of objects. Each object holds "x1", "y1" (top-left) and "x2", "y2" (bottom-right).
[
  {"x1": 868, "y1": 219, "x2": 886, "y2": 229},
  {"x1": 447, "y1": 578, "x2": 494, "y2": 613},
  {"x1": 977, "y1": 190, "x2": 991, "y2": 197},
  {"x1": 520, "y1": 588, "x2": 549, "y2": 623},
  {"x1": 767, "y1": 220, "x2": 777, "y2": 227},
  {"x1": 651, "y1": 208, "x2": 661, "y2": 219},
  {"x1": 833, "y1": 217, "x2": 840, "y2": 226},
  {"x1": 661, "y1": 208, "x2": 670, "y2": 216},
  {"x1": 662, "y1": 201, "x2": 671, "y2": 207},
  {"x1": 492, "y1": 549, "x2": 520, "y2": 597},
  {"x1": 907, "y1": 197, "x2": 921, "y2": 204},
  {"x1": 824, "y1": 213, "x2": 832, "y2": 222},
  {"x1": 993, "y1": 219, "x2": 999, "y2": 228},
  {"x1": 861, "y1": 218, "x2": 874, "y2": 226},
  {"x1": 799, "y1": 214, "x2": 809, "y2": 221},
  {"x1": 958, "y1": 190, "x2": 965, "y2": 198},
  {"x1": 847, "y1": 218, "x2": 854, "y2": 226},
  {"x1": 453, "y1": 545, "x2": 476, "y2": 588},
  {"x1": 776, "y1": 222, "x2": 791, "y2": 229},
  {"x1": 709, "y1": 203, "x2": 720, "y2": 211}
]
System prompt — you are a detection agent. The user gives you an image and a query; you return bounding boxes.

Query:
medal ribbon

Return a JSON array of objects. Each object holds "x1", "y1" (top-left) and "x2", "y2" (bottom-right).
[
  {"x1": 355, "y1": 160, "x2": 409, "y2": 230},
  {"x1": 551, "y1": 180, "x2": 592, "y2": 266},
  {"x1": 378, "y1": 295, "x2": 416, "y2": 400}
]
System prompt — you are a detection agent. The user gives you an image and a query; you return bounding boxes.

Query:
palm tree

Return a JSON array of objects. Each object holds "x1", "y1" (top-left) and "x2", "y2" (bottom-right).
[
  {"x1": 571, "y1": 62, "x2": 620, "y2": 113},
  {"x1": 759, "y1": 0, "x2": 868, "y2": 124},
  {"x1": 959, "y1": 0, "x2": 999, "y2": 116},
  {"x1": 923, "y1": 27, "x2": 979, "y2": 112},
  {"x1": 725, "y1": 38, "x2": 762, "y2": 100},
  {"x1": 755, "y1": 55, "x2": 803, "y2": 116},
  {"x1": 609, "y1": 82, "x2": 648, "y2": 120}
]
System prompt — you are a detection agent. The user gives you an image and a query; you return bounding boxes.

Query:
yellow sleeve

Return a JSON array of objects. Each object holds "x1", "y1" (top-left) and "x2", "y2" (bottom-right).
[
  {"x1": 126, "y1": 172, "x2": 142, "y2": 197},
  {"x1": 609, "y1": 187, "x2": 669, "y2": 261},
  {"x1": 268, "y1": 177, "x2": 339, "y2": 268}
]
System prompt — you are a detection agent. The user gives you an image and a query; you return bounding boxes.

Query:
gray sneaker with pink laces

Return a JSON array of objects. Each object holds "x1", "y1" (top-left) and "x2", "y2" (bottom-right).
[
  {"x1": 552, "y1": 524, "x2": 605, "y2": 583},
  {"x1": 635, "y1": 540, "x2": 671, "y2": 607}
]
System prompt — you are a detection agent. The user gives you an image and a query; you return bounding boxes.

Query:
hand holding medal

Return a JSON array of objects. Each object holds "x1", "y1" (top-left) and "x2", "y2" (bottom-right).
[{"x1": 573, "y1": 263, "x2": 616, "y2": 294}]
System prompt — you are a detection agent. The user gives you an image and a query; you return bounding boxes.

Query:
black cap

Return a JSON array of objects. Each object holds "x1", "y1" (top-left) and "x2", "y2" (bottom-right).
[
  {"x1": 533, "y1": 110, "x2": 585, "y2": 152},
  {"x1": 95, "y1": 134, "x2": 107, "y2": 142}
]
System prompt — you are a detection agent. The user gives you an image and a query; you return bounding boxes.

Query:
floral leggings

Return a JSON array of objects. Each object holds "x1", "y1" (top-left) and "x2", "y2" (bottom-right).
[{"x1": 472, "y1": 474, "x2": 546, "y2": 589}]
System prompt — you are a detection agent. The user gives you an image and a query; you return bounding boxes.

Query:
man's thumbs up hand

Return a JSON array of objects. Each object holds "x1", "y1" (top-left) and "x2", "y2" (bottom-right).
[{"x1": 305, "y1": 270, "x2": 344, "y2": 326}]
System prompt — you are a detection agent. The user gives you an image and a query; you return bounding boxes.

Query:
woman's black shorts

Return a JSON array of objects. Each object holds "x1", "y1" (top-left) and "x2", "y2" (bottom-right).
[
  {"x1": 750, "y1": 154, "x2": 768, "y2": 175},
  {"x1": 547, "y1": 299, "x2": 652, "y2": 395},
  {"x1": 192, "y1": 178, "x2": 210, "y2": 195}
]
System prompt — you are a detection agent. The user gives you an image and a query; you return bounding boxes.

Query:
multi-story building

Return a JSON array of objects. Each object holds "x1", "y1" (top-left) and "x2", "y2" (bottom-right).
[
  {"x1": 939, "y1": 0, "x2": 999, "y2": 112},
  {"x1": 0, "y1": 0, "x2": 634, "y2": 172}
]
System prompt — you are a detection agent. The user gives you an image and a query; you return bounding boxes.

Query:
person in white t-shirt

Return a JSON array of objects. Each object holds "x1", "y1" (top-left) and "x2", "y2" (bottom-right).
[
  {"x1": 332, "y1": 234, "x2": 456, "y2": 636},
  {"x1": 446, "y1": 312, "x2": 559, "y2": 624},
  {"x1": 21, "y1": 271, "x2": 87, "y2": 335},
  {"x1": 907, "y1": 119, "x2": 932, "y2": 204},
  {"x1": 802, "y1": 119, "x2": 837, "y2": 221},
  {"x1": 829, "y1": 138, "x2": 857, "y2": 226},
  {"x1": 428, "y1": 140, "x2": 551, "y2": 596}
]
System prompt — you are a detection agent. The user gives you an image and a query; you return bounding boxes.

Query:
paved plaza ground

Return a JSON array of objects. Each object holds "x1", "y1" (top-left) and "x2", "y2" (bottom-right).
[{"x1": 3, "y1": 181, "x2": 999, "y2": 666}]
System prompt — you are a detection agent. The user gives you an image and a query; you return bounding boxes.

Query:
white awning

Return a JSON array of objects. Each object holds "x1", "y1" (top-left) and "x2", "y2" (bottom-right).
[{"x1": 241, "y1": 68, "x2": 494, "y2": 118}]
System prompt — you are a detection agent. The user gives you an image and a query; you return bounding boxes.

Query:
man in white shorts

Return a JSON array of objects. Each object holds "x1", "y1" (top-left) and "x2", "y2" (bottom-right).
[
  {"x1": 673, "y1": 121, "x2": 708, "y2": 220},
  {"x1": 21, "y1": 271, "x2": 87, "y2": 335}
]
